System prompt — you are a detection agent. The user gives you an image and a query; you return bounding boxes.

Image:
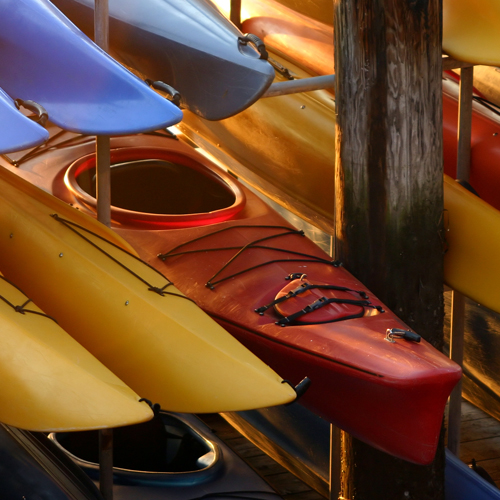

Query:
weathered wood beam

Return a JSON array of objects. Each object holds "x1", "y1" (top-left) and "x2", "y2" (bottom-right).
[{"x1": 334, "y1": 0, "x2": 444, "y2": 497}]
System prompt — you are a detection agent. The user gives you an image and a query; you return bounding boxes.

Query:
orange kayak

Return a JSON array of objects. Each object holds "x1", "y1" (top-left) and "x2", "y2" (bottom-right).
[{"x1": 3, "y1": 129, "x2": 462, "y2": 465}]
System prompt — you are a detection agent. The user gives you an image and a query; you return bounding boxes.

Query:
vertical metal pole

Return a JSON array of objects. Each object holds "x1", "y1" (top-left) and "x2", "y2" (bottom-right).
[
  {"x1": 448, "y1": 291, "x2": 465, "y2": 456},
  {"x1": 94, "y1": 0, "x2": 111, "y2": 227},
  {"x1": 95, "y1": 2, "x2": 113, "y2": 496},
  {"x1": 230, "y1": 0, "x2": 241, "y2": 29},
  {"x1": 329, "y1": 424, "x2": 341, "y2": 500},
  {"x1": 99, "y1": 428, "x2": 114, "y2": 500},
  {"x1": 96, "y1": 136, "x2": 111, "y2": 227},
  {"x1": 447, "y1": 65, "x2": 473, "y2": 456}
]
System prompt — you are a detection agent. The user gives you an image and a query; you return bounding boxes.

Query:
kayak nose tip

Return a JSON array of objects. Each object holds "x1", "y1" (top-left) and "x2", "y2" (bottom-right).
[{"x1": 282, "y1": 377, "x2": 311, "y2": 404}]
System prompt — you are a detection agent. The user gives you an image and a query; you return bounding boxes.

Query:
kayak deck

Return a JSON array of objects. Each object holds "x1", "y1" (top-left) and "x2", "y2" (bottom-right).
[{"x1": 4, "y1": 128, "x2": 461, "y2": 465}]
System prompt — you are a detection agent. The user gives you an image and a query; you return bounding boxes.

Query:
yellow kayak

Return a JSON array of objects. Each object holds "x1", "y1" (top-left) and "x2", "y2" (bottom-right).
[
  {"x1": 215, "y1": 0, "x2": 333, "y2": 27},
  {"x1": 219, "y1": 0, "x2": 500, "y2": 66},
  {"x1": 454, "y1": 65, "x2": 500, "y2": 107},
  {"x1": 0, "y1": 166, "x2": 296, "y2": 413},
  {"x1": 0, "y1": 274, "x2": 153, "y2": 431},
  {"x1": 443, "y1": 0, "x2": 500, "y2": 65},
  {"x1": 443, "y1": 175, "x2": 500, "y2": 313}
]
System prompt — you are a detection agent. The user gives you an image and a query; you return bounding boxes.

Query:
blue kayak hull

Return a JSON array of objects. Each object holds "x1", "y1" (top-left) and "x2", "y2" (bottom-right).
[
  {"x1": 51, "y1": 0, "x2": 275, "y2": 120},
  {"x1": 0, "y1": 0, "x2": 182, "y2": 135},
  {"x1": 49, "y1": 412, "x2": 279, "y2": 499},
  {"x1": 0, "y1": 423, "x2": 103, "y2": 500},
  {"x1": 0, "y1": 87, "x2": 48, "y2": 153}
]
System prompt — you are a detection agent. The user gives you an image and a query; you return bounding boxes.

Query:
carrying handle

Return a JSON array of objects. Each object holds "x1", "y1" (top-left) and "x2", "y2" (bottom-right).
[
  {"x1": 238, "y1": 33, "x2": 268, "y2": 60},
  {"x1": 14, "y1": 99, "x2": 48, "y2": 126},
  {"x1": 385, "y1": 328, "x2": 421, "y2": 343},
  {"x1": 145, "y1": 79, "x2": 182, "y2": 107},
  {"x1": 282, "y1": 377, "x2": 311, "y2": 404}
]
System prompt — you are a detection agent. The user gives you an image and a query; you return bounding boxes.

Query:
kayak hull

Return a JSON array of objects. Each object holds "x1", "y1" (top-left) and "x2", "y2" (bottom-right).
[
  {"x1": 0, "y1": 0, "x2": 182, "y2": 134},
  {"x1": 0, "y1": 424, "x2": 104, "y2": 500},
  {"x1": 51, "y1": 0, "x2": 275, "y2": 120},
  {"x1": 49, "y1": 412, "x2": 281, "y2": 499},
  {"x1": 6, "y1": 129, "x2": 462, "y2": 465},
  {"x1": 0, "y1": 156, "x2": 296, "y2": 414},
  {"x1": 0, "y1": 87, "x2": 49, "y2": 153},
  {"x1": 0, "y1": 274, "x2": 153, "y2": 431}
]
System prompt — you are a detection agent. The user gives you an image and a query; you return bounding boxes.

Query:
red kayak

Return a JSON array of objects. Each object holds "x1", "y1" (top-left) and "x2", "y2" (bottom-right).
[{"x1": 3, "y1": 129, "x2": 460, "y2": 465}]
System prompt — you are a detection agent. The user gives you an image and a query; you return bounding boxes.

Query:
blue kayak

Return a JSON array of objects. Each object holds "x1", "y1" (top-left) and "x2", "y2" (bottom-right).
[
  {"x1": 0, "y1": 423, "x2": 103, "y2": 500},
  {"x1": 0, "y1": 0, "x2": 182, "y2": 135},
  {"x1": 51, "y1": 0, "x2": 275, "y2": 120},
  {"x1": 0, "y1": 87, "x2": 49, "y2": 153}
]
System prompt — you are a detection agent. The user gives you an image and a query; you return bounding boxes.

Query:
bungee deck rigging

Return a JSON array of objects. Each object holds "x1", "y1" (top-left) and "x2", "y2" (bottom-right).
[{"x1": 158, "y1": 224, "x2": 339, "y2": 290}]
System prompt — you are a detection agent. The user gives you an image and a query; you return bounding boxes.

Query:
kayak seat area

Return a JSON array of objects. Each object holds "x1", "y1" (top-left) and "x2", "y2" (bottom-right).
[
  {"x1": 62, "y1": 145, "x2": 247, "y2": 228},
  {"x1": 51, "y1": 412, "x2": 216, "y2": 475},
  {"x1": 76, "y1": 159, "x2": 236, "y2": 215}
]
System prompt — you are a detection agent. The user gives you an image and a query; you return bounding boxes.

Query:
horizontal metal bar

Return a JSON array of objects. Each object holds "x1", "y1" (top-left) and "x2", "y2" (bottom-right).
[{"x1": 262, "y1": 74, "x2": 335, "y2": 98}]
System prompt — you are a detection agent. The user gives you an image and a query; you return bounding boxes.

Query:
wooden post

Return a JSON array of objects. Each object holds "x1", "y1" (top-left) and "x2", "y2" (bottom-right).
[
  {"x1": 94, "y1": 0, "x2": 111, "y2": 227},
  {"x1": 447, "y1": 65, "x2": 473, "y2": 456},
  {"x1": 329, "y1": 425, "x2": 341, "y2": 500},
  {"x1": 448, "y1": 291, "x2": 465, "y2": 456},
  {"x1": 333, "y1": 0, "x2": 445, "y2": 498}
]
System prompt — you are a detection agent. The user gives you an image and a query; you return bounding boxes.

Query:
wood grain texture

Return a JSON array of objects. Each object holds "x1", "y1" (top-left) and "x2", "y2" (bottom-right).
[{"x1": 334, "y1": 0, "x2": 445, "y2": 498}]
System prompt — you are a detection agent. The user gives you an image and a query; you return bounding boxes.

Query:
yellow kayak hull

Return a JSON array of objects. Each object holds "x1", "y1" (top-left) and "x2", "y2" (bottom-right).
[
  {"x1": 0, "y1": 274, "x2": 153, "y2": 431},
  {"x1": 219, "y1": 0, "x2": 500, "y2": 66},
  {"x1": 443, "y1": 0, "x2": 500, "y2": 65},
  {"x1": 443, "y1": 175, "x2": 500, "y2": 313},
  {"x1": 0, "y1": 166, "x2": 296, "y2": 413}
]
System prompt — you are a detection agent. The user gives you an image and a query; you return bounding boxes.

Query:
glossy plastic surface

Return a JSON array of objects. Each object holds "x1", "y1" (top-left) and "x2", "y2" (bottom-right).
[
  {"x1": 445, "y1": 449, "x2": 500, "y2": 500},
  {"x1": 0, "y1": 425, "x2": 104, "y2": 500},
  {"x1": 51, "y1": 0, "x2": 275, "y2": 120},
  {"x1": 64, "y1": 145, "x2": 246, "y2": 228},
  {"x1": 443, "y1": 175, "x2": 500, "y2": 314},
  {"x1": 443, "y1": 0, "x2": 500, "y2": 65},
  {"x1": 0, "y1": 273, "x2": 153, "y2": 431},
  {"x1": 182, "y1": 1, "x2": 500, "y2": 313},
  {"x1": 0, "y1": 87, "x2": 49, "y2": 153},
  {"x1": 18, "y1": 130, "x2": 461, "y2": 465},
  {"x1": 0, "y1": 164, "x2": 296, "y2": 413},
  {"x1": 0, "y1": 0, "x2": 182, "y2": 134}
]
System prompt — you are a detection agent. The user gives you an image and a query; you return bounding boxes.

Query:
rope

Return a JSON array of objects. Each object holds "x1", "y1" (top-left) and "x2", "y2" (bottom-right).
[
  {"x1": 50, "y1": 214, "x2": 193, "y2": 302},
  {"x1": 275, "y1": 296, "x2": 384, "y2": 327},
  {"x1": 0, "y1": 275, "x2": 58, "y2": 323},
  {"x1": 158, "y1": 225, "x2": 339, "y2": 289},
  {"x1": 255, "y1": 281, "x2": 370, "y2": 314}
]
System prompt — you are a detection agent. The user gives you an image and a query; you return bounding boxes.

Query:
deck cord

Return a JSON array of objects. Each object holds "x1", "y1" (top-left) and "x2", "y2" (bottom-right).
[
  {"x1": 157, "y1": 225, "x2": 385, "y2": 325},
  {"x1": 50, "y1": 213, "x2": 193, "y2": 302},
  {"x1": 0, "y1": 275, "x2": 58, "y2": 322},
  {"x1": 2, "y1": 129, "x2": 177, "y2": 167},
  {"x1": 158, "y1": 225, "x2": 340, "y2": 289}
]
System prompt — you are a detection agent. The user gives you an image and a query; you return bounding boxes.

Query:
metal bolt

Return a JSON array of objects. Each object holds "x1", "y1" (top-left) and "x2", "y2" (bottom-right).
[
  {"x1": 125, "y1": 301, "x2": 129, "y2": 306},
  {"x1": 59, "y1": 253, "x2": 63, "y2": 258},
  {"x1": 300, "y1": 105, "x2": 306, "y2": 109},
  {"x1": 9, "y1": 234, "x2": 13, "y2": 238}
]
